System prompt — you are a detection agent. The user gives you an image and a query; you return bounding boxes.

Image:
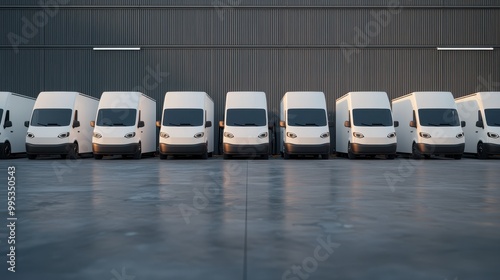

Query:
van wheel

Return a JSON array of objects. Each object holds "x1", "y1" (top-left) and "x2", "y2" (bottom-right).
[
  {"x1": 68, "y1": 142, "x2": 79, "y2": 159},
  {"x1": 347, "y1": 142, "x2": 356, "y2": 159},
  {"x1": 160, "y1": 154, "x2": 168, "y2": 160},
  {"x1": 201, "y1": 152, "x2": 208, "y2": 159},
  {"x1": 60, "y1": 154, "x2": 67, "y2": 159},
  {"x1": 27, "y1": 154, "x2": 37, "y2": 160},
  {"x1": 321, "y1": 154, "x2": 329, "y2": 160},
  {"x1": 261, "y1": 154, "x2": 269, "y2": 160},
  {"x1": 386, "y1": 154, "x2": 396, "y2": 160},
  {"x1": 453, "y1": 154, "x2": 463, "y2": 160},
  {"x1": 0, "y1": 142, "x2": 11, "y2": 159},
  {"x1": 411, "y1": 143, "x2": 422, "y2": 159},
  {"x1": 477, "y1": 142, "x2": 488, "y2": 159},
  {"x1": 223, "y1": 154, "x2": 231, "y2": 159},
  {"x1": 94, "y1": 154, "x2": 103, "y2": 160},
  {"x1": 133, "y1": 143, "x2": 142, "y2": 159}
]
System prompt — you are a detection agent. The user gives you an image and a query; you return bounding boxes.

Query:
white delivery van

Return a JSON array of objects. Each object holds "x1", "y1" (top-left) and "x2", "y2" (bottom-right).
[
  {"x1": 91, "y1": 91, "x2": 156, "y2": 159},
  {"x1": 25, "y1": 91, "x2": 99, "y2": 159},
  {"x1": 156, "y1": 91, "x2": 214, "y2": 159},
  {"x1": 0, "y1": 92, "x2": 35, "y2": 158},
  {"x1": 336, "y1": 92, "x2": 398, "y2": 159},
  {"x1": 279, "y1": 91, "x2": 330, "y2": 159},
  {"x1": 392, "y1": 91, "x2": 465, "y2": 159},
  {"x1": 456, "y1": 92, "x2": 500, "y2": 158},
  {"x1": 219, "y1": 91, "x2": 270, "y2": 159}
]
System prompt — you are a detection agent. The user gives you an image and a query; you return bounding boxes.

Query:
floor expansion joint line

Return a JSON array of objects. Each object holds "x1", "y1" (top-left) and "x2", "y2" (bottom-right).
[{"x1": 243, "y1": 161, "x2": 249, "y2": 280}]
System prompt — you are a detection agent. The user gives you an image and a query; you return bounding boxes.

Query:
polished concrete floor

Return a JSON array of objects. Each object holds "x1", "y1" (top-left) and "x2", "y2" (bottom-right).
[{"x1": 1, "y1": 155, "x2": 499, "y2": 280}]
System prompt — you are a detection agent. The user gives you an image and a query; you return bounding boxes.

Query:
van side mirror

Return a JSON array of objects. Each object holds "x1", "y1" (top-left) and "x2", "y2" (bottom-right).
[
  {"x1": 138, "y1": 121, "x2": 145, "y2": 128},
  {"x1": 205, "y1": 121, "x2": 212, "y2": 128},
  {"x1": 24, "y1": 121, "x2": 30, "y2": 128},
  {"x1": 409, "y1": 120, "x2": 417, "y2": 128},
  {"x1": 156, "y1": 121, "x2": 161, "y2": 128},
  {"x1": 72, "y1": 120, "x2": 80, "y2": 128},
  {"x1": 219, "y1": 121, "x2": 224, "y2": 128},
  {"x1": 279, "y1": 120, "x2": 286, "y2": 128},
  {"x1": 4, "y1": 120, "x2": 12, "y2": 128},
  {"x1": 344, "y1": 121, "x2": 351, "y2": 128},
  {"x1": 475, "y1": 120, "x2": 483, "y2": 128},
  {"x1": 90, "y1": 121, "x2": 95, "y2": 128},
  {"x1": 461, "y1": 121, "x2": 466, "y2": 128},
  {"x1": 268, "y1": 122, "x2": 274, "y2": 129},
  {"x1": 393, "y1": 121, "x2": 399, "y2": 128}
]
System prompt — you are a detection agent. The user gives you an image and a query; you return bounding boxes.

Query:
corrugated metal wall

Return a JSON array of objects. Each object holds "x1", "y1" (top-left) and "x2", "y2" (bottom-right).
[{"x1": 1, "y1": 1, "x2": 499, "y2": 154}]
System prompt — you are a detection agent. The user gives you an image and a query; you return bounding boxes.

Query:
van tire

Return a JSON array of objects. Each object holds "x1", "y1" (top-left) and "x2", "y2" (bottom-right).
[
  {"x1": 68, "y1": 142, "x2": 79, "y2": 159},
  {"x1": 453, "y1": 154, "x2": 463, "y2": 160},
  {"x1": 411, "y1": 143, "x2": 422, "y2": 159},
  {"x1": 133, "y1": 143, "x2": 142, "y2": 159},
  {"x1": 261, "y1": 154, "x2": 269, "y2": 160},
  {"x1": 201, "y1": 152, "x2": 208, "y2": 159},
  {"x1": 477, "y1": 142, "x2": 488, "y2": 159},
  {"x1": 386, "y1": 154, "x2": 396, "y2": 160},
  {"x1": 27, "y1": 154, "x2": 37, "y2": 160},
  {"x1": 347, "y1": 142, "x2": 356, "y2": 159},
  {"x1": 0, "y1": 141, "x2": 11, "y2": 159},
  {"x1": 94, "y1": 154, "x2": 103, "y2": 160},
  {"x1": 60, "y1": 154, "x2": 67, "y2": 159},
  {"x1": 321, "y1": 154, "x2": 329, "y2": 160},
  {"x1": 223, "y1": 154, "x2": 231, "y2": 159}
]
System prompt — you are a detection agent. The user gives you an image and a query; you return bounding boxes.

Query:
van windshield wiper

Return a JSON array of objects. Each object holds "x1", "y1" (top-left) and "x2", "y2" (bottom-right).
[
  {"x1": 293, "y1": 123, "x2": 307, "y2": 126},
  {"x1": 244, "y1": 123, "x2": 259, "y2": 126},
  {"x1": 113, "y1": 123, "x2": 126, "y2": 126},
  {"x1": 36, "y1": 122, "x2": 47, "y2": 126},
  {"x1": 167, "y1": 122, "x2": 180, "y2": 126},
  {"x1": 439, "y1": 123, "x2": 453, "y2": 126},
  {"x1": 360, "y1": 123, "x2": 373, "y2": 126},
  {"x1": 371, "y1": 123, "x2": 385, "y2": 126},
  {"x1": 179, "y1": 123, "x2": 194, "y2": 126},
  {"x1": 305, "y1": 123, "x2": 319, "y2": 126},
  {"x1": 47, "y1": 123, "x2": 60, "y2": 126},
  {"x1": 426, "y1": 123, "x2": 439, "y2": 126}
]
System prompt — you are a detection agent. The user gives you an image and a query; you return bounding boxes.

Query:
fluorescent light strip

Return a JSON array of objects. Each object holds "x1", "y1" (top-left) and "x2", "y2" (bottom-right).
[
  {"x1": 437, "y1": 47, "x2": 494, "y2": 51},
  {"x1": 93, "y1": 47, "x2": 141, "y2": 51}
]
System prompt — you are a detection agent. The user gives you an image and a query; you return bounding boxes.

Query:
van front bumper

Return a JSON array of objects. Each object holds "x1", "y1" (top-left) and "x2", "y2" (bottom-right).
[
  {"x1": 483, "y1": 143, "x2": 500, "y2": 155},
  {"x1": 284, "y1": 143, "x2": 330, "y2": 155},
  {"x1": 92, "y1": 143, "x2": 140, "y2": 155},
  {"x1": 159, "y1": 143, "x2": 206, "y2": 155},
  {"x1": 350, "y1": 143, "x2": 397, "y2": 155},
  {"x1": 223, "y1": 143, "x2": 268, "y2": 155},
  {"x1": 416, "y1": 143, "x2": 465, "y2": 155},
  {"x1": 26, "y1": 143, "x2": 73, "y2": 155}
]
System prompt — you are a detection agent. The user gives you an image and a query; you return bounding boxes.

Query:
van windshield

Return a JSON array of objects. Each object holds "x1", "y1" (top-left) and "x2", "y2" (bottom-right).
[
  {"x1": 484, "y1": 109, "x2": 500, "y2": 127},
  {"x1": 97, "y1": 109, "x2": 137, "y2": 126},
  {"x1": 418, "y1": 109, "x2": 460, "y2": 127},
  {"x1": 30, "y1": 109, "x2": 72, "y2": 126},
  {"x1": 226, "y1": 108, "x2": 266, "y2": 126},
  {"x1": 287, "y1": 109, "x2": 327, "y2": 126},
  {"x1": 163, "y1": 108, "x2": 203, "y2": 126},
  {"x1": 352, "y1": 109, "x2": 393, "y2": 126}
]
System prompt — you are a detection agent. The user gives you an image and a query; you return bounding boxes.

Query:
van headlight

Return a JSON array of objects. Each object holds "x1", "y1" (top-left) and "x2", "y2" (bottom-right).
[
  {"x1": 124, "y1": 132, "x2": 136, "y2": 138},
  {"x1": 387, "y1": 132, "x2": 396, "y2": 138},
  {"x1": 456, "y1": 132, "x2": 464, "y2": 139},
  {"x1": 194, "y1": 132, "x2": 204, "y2": 138},
  {"x1": 487, "y1": 132, "x2": 499, "y2": 139},
  {"x1": 258, "y1": 132, "x2": 268, "y2": 139},
  {"x1": 419, "y1": 132, "x2": 431, "y2": 139},
  {"x1": 286, "y1": 132, "x2": 297, "y2": 139},
  {"x1": 224, "y1": 132, "x2": 234, "y2": 138},
  {"x1": 353, "y1": 132, "x2": 364, "y2": 138},
  {"x1": 27, "y1": 132, "x2": 35, "y2": 138},
  {"x1": 160, "y1": 132, "x2": 169, "y2": 138},
  {"x1": 93, "y1": 132, "x2": 102, "y2": 139},
  {"x1": 58, "y1": 132, "x2": 70, "y2": 138},
  {"x1": 320, "y1": 132, "x2": 330, "y2": 138}
]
